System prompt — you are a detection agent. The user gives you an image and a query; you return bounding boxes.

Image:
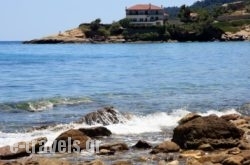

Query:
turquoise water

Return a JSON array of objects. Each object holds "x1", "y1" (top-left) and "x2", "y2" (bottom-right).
[{"x1": 0, "y1": 42, "x2": 250, "y2": 132}]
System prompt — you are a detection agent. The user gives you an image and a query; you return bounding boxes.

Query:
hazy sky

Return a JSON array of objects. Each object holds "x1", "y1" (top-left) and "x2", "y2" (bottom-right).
[{"x1": 0, "y1": 0, "x2": 197, "y2": 40}]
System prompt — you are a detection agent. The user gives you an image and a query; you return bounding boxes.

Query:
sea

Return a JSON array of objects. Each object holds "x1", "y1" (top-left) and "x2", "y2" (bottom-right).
[{"x1": 0, "y1": 41, "x2": 250, "y2": 155}]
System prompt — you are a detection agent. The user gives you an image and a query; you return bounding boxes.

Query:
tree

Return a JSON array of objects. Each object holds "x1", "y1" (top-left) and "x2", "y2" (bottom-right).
[
  {"x1": 119, "y1": 18, "x2": 131, "y2": 28},
  {"x1": 109, "y1": 22, "x2": 123, "y2": 35},
  {"x1": 178, "y1": 5, "x2": 191, "y2": 23},
  {"x1": 90, "y1": 18, "x2": 101, "y2": 31}
]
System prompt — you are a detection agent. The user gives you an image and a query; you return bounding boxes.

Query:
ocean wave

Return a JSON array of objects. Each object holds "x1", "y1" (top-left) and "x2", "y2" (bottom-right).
[
  {"x1": 0, "y1": 97, "x2": 93, "y2": 112},
  {"x1": 0, "y1": 107, "x2": 240, "y2": 148}
]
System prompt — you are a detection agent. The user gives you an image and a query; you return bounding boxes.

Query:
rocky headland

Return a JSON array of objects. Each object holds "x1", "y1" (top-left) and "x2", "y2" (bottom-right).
[{"x1": 1, "y1": 106, "x2": 250, "y2": 165}]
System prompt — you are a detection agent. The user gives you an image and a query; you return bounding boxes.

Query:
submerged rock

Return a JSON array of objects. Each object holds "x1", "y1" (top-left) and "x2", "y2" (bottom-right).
[
  {"x1": 78, "y1": 126, "x2": 112, "y2": 137},
  {"x1": 79, "y1": 106, "x2": 128, "y2": 125},
  {"x1": 172, "y1": 115, "x2": 244, "y2": 149},
  {"x1": 52, "y1": 129, "x2": 90, "y2": 152},
  {"x1": 0, "y1": 137, "x2": 47, "y2": 160}
]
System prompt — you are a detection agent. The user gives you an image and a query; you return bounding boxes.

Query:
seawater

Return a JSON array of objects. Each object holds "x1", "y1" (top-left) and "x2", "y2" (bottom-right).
[{"x1": 0, "y1": 41, "x2": 250, "y2": 146}]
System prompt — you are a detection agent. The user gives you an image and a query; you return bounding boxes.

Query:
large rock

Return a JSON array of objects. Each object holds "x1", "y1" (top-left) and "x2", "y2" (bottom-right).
[
  {"x1": 52, "y1": 129, "x2": 90, "y2": 152},
  {"x1": 150, "y1": 141, "x2": 180, "y2": 154},
  {"x1": 0, "y1": 137, "x2": 47, "y2": 160},
  {"x1": 172, "y1": 115, "x2": 244, "y2": 149},
  {"x1": 80, "y1": 106, "x2": 127, "y2": 125},
  {"x1": 79, "y1": 127, "x2": 112, "y2": 137}
]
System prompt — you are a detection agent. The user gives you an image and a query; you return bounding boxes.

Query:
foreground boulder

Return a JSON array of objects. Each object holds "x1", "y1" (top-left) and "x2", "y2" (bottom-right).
[
  {"x1": 172, "y1": 114, "x2": 244, "y2": 149},
  {"x1": 0, "y1": 137, "x2": 47, "y2": 160},
  {"x1": 79, "y1": 127, "x2": 111, "y2": 137},
  {"x1": 79, "y1": 106, "x2": 127, "y2": 125},
  {"x1": 52, "y1": 129, "x2": 90, "y2": 152}
]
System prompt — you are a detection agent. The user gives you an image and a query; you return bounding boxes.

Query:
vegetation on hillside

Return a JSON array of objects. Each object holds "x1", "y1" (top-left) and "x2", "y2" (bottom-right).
[{"x1": 78, "y1": 0, "x2": 250, "y2": 42}]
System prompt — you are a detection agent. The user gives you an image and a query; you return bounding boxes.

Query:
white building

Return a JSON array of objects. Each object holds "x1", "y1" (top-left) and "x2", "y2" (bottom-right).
[{"x1": 126, "y1": 4, "x2": 167, "y2": 26}]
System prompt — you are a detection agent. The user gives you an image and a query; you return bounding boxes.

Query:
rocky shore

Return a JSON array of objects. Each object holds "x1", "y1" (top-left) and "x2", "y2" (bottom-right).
[
  {"x1": 23, "y1": 26, "x2": 250, "y2": 44},
  {"x1": 1, "y1": 106, "x2": 250, "y2": 165}
]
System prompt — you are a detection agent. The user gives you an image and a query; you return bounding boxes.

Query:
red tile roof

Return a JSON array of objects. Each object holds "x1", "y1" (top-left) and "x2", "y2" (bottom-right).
[{"x1": 127, "y1": 4, "x2": 162, "y2": 10}]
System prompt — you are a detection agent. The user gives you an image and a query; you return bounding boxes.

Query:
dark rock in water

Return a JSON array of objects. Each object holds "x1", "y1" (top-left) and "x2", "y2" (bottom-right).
[
  {"x1": 52, "y1": 129, "x2": 90, "y2": 152},
  {"x1": 79, "y1": 106, "x2": 127, "y2": 125},
  {"x1": 132, "y1": 140, "x2": 152, "y2": 149},
  {"x1": 0, "y1": 137, "x2": 47, "y2": 160},
  {"x1": 237, "y1": 103, "x2": 250, "y2": 116},
  {"x1": 78, "y1": 127, "x2": 112, "y2": 137},
  {"x1": 172, "y1": 115, "x2": 244, "y2": 149},
  {"x1": 150, "y1": 141, "x2": 180, "y2": 154},
  {"x1": 178, "y1": 113, "x2": 201, "y2": 125},
  {"x1": 99, "y1": 143, "x2": 129, "y2": 152}
]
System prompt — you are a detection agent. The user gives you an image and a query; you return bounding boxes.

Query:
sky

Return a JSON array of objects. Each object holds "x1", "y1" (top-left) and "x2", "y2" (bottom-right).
[{"x1": 0, "y1": 0, "x2": 197, "y2": 41}]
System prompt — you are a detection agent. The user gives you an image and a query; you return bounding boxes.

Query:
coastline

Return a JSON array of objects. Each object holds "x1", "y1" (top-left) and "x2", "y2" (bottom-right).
[{"x1": 0, "y1": 104, "x2": 250, "y2": 165}]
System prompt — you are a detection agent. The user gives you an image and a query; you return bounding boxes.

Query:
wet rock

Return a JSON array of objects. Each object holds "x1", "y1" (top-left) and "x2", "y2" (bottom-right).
[
  {"x1": 99, "y1": 143, "x2": 129, "y2": 152},
  {"x1": 0, "y1": 160, "x2": 22, "y2": 165},
  {"x1": 80, "y1": 106, "x2": 127, "y2": 125},
  {"x1": 24, "y1": 157, "x2": 71, "y2": 165},
  {"x1": 230, "y1": 119, "x2": 247, "y2": 127},
  {"x1": 178, "y1": 113, "x2": 201, "y2": 125},
  {"x1": 222, "y1": 155, "x2": 244, "y2": 165},
  {"x1": 132, "y1": 140, "x2": 152, "y2": 149},
  {"x1": 180, "y1": 150, "x2": 205, "y2": 159},
  {"x1": 172, "y1": 115, "x2": 244, "y2": 149},
  {"x1": 52, "y1": 129, "x2": 90, "y2": 152},
  {"x1": 97, "y1": 149, "x2": 115, "y2": 155},
  {"x1": 84, "y1": 159, "x2": 105, "y2": 165},
  {"x1": 78, "y1": 126, "x2": 112, "y2": 137},
  {"x1": 239, "y1": 150, "x2": 250, "y2": 160},
  {"x1": 150, "y1": 141, "x2": 180, "y2": 154},
  {"x1": 112, "y1": 160, "x2": 132, "y2": 165},
  {"x1": 0, "y1": 137, "x2": 47, "y2": 160},
  {"x1": 186, "y1": 158, "x2": 202, "y2": 165},
  {"x1": 166, "y1": 160, "x2": 180, "y2": 165},
  {"x1": 221, "y1": 114, "x2": 241, "y2": 121},
  {"x1": 237, "y1": 103, "x2": 250, "y2": 116},
  {"x1": 227, "y1": 147, "x2": 241, "y2": 155},
  {"x1": 198, "y1": 144, "x2": 214, "y2": 151},
  {"x1": 239, "y1": 140, "x2": 250, "y2": 150}
]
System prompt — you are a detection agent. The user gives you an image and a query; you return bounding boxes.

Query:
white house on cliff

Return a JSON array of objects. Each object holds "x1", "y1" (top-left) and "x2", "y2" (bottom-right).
[{"x1": 126, "y1": 4, "x2": 167, "y2": 26}]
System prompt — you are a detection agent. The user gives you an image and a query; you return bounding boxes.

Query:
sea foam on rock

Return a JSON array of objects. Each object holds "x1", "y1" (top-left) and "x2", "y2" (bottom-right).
[
  {"x1": 172, "y1": 114, "x2": 244, "y2": 149},
  {"x1": 78, "y1": 106, "x2": 128, "y2": 125}
]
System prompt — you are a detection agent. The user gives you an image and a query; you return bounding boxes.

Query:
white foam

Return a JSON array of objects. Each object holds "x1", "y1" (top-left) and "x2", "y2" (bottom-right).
[{"x1": 0, "y1": 108, "x2": 240, "y2": 147}]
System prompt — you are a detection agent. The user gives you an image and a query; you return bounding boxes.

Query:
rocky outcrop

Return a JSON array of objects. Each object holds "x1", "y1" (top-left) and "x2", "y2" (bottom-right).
[
  {"x1": 79, "y1": 106, "x2": 128, "y2": 125},
  {"x1": 172, "y1": 114, "x2": 244, "y2": 149},
  {"x1": 52, "y1": 129, "x2": 90, "y2": 152},
  {"x1": 0, "y1": 137, "x2": 47, "y2": 160},
  {"x1": 78, "y1": 127, "x2": 112, "y2": 137},
  {"x1": 23, "y1": 28, "x2": 89, "y2": 44}
]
